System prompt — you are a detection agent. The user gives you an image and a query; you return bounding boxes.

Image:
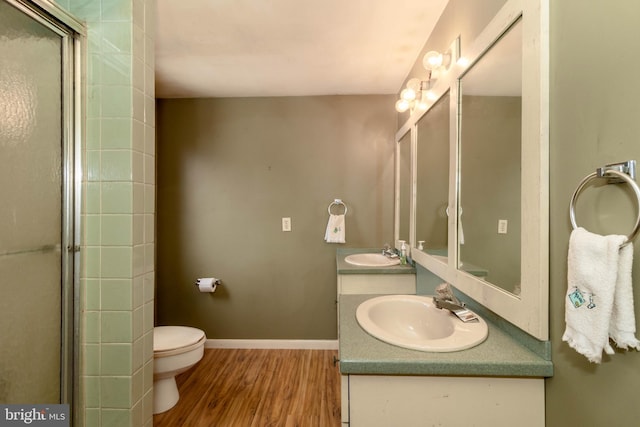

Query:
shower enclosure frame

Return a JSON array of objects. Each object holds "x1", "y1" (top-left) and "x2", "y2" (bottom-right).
[{"x1": 6, "y1": 0, "x2": 85, "y2": 419}]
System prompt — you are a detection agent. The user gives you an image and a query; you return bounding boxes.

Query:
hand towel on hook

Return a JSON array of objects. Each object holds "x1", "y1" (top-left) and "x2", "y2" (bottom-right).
[
  {"x1": 562, "y1": 227, "x2": 640, "y2": 363},
  {"x1": 324, "y1": 214, "x2": 345, "y2": 244}
]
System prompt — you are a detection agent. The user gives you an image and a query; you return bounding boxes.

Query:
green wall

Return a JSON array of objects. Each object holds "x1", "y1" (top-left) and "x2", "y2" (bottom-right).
[
  {"x1": 156, "y1": 95, "x2": 395, "y2": 339},
  {"x1": 546, "y1": 1, "x2": 640, "y2": 425}
]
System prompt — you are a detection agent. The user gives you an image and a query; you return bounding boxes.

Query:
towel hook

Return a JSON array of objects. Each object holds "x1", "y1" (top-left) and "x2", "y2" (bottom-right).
[
  {"x1": 328, "y1": 199, "x2": 348, "y2": 215},
  {"x1": 569, "y1": 166, "x2": 640, "y2": 245}
]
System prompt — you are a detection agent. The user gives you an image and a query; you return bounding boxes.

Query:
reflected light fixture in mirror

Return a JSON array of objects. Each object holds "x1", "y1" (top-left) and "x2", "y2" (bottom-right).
[{"x1": 456, "y1": 56, "x2": 471, "y2": 68}]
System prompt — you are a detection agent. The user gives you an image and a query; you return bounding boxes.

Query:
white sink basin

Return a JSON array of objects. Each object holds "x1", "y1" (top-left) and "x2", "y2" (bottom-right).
[
  {"x1": 344, "y1": 253, "x2": 401, "y2": 267},
  {"x1": 356, "y1": 295, "x2": 488, "y2": 352}
]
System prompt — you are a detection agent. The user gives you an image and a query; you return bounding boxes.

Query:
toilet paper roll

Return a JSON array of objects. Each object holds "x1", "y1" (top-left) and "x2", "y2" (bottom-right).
[{"x1": 196, "y1": 277, "x2": 221, "y2": 293}]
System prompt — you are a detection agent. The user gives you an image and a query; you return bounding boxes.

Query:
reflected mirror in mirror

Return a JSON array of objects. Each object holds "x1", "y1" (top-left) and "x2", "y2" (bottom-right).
[
  {"x1": 416, "y1": 92, "x2": 450, "y2": 261},
  {"x1": 459, "y1": 18, "x2": 522, "y2": 295},
  {"x1": 398, "y1": 131, "x2": 411, "y2": 243}
]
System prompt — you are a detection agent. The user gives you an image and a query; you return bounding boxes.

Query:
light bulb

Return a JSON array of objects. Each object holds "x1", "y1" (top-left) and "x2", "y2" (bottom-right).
[
  {"x1": 457, "y1": 56, "x2": 470, "y2": 68},
  {"x1": 400, "y1": 88, "x2": 416, "y2": 101},
  {"x1": 426, "y1": 90, "x2": 438, "y2": 101},
  {"x1": 423, "y1": 50, "x2": 443, "y2": 71},
  {"x1": 416, "y1": 99, "x2": 428, "y2": 111},
  {"x1": 395, "y1": 99, "x2": 410, "y2": 113}
]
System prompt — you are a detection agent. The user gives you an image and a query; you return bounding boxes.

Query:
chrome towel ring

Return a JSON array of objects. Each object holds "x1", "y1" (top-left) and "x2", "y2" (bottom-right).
[
  {"x1": 569, "y1": 164, "x2": 640, "y2": 245},
  {"x1": 328, "y1": 199, "x2": 348, "y2": 215}
]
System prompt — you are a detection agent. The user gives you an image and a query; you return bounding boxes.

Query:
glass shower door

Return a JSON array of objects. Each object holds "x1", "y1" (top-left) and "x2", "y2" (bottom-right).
[{"x1": 0, "y1": 0, "x2": 75, "y2": 404}]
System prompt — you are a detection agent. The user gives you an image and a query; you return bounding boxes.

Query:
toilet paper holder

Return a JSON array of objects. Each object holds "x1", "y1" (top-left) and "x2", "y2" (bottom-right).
[
  {"x1": 195, "y1": 277, "x2": 222, "y2": 292},
  {"x1": 195, "y1": 277, "x2": 221, "y2": 286}
]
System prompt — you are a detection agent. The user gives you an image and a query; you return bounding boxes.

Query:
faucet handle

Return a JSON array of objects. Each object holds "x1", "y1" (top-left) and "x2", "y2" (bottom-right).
[{"x1": 435, "y1": 283, "x2": 462, "y2": 306}]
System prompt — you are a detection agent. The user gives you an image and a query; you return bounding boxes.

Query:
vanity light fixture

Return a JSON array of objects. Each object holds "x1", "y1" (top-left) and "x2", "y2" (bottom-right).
[
  {"x1": 394, "y1": 76, "x2": 435, "y2": 113},
  {"x1": 395, "y1": 38, "x2": 460, "y2": 113},
  {"x1": 424, "y1": 37, "x2": 461, "y2": 78},
  {"x1": 423, "y1": 50, "x2": 446, "y2": 71},
  {"x1": 394, "y1": 98, "x2": 412, "y2": 113},
  {"x1": 456, "y1": 56, "x2": 471, "y2": 68}
]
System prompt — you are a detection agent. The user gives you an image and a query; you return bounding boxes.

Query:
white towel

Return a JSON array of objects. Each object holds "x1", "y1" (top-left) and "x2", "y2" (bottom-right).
[
  {"x1": 609, "y1": 241, "x2": 640, "y2": 350},
  {"x1": 562, "y1": 227, "x2": 640, "y2": 363},
  {"x1": 324, "y1": 214, "x2": 345, "y2": 244}
]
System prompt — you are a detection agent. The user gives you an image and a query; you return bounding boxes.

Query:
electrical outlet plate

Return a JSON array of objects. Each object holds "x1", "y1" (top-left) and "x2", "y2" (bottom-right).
[
  {"x1": 498, "y1": 219, "x2": 508, "y2": 234},
  {"x1": 282, "y1": 217, "x2": 291, "y2": 232}
]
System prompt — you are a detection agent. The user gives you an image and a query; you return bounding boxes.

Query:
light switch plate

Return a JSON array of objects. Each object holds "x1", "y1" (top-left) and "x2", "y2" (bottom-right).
[{"x1": 498, "y1": 219, "x2": 508, "y2": 234}]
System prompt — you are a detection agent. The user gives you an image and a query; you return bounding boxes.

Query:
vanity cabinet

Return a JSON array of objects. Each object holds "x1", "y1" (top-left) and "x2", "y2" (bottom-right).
[
  {"x1": 337, "y1": 273, "x2": 416, "y2": 295},
  {"x1": 338, "y1": 293, "x2": 552, "y2": 426},
  {"x1": 345, "y1": 375, "x2": 544, "y2": 426}
]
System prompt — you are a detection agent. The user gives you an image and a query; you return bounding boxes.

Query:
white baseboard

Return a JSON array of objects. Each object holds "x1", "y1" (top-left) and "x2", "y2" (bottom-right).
[{"x1": 205, "y1": 339, "x2": 338, "y2": 350}]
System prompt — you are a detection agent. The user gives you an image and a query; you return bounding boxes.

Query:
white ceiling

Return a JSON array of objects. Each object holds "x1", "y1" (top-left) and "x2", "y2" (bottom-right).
[{"x1": 155, "y1": 0, "x2": 449, "y2": 99}]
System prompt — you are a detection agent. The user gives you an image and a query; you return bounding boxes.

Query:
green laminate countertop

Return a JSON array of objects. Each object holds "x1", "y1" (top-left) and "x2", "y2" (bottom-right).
[
  {"x1": 339, "y1": 294, "x2": 553, "y2": 377},
  {"x1": 336, "y1": 248, "x2": 416, "y2": 275}
]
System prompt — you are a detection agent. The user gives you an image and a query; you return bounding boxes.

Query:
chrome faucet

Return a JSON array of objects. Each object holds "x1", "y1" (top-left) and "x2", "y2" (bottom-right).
[
  {"x1": 381, "y1": 243, "x2": 399, "y2": 258},
  {"x1": 433, "y1": 283, "x2": 479, "y2": 323},
  {"x1": 433, "y1": 297, "x2": 466, "y2": 312}
]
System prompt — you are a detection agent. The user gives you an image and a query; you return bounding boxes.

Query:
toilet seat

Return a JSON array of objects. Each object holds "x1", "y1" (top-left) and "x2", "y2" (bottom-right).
[{"x1": 154, "y1": 326, "x2": 206, "y2": 358}]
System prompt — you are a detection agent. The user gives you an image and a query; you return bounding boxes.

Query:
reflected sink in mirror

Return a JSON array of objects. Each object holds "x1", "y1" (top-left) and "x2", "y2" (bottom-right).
[
  {"x1": 356, "y1": 295, "x2": 488, "y2": 352},
  {"x1": 344, "y1": 253, "x2": 401, "y2": 267}
]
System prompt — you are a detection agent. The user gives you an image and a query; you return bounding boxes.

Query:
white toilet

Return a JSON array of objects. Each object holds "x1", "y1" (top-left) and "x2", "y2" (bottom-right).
[{"x1": 153, "y1": 326, "x2": 206, "y2": 414}]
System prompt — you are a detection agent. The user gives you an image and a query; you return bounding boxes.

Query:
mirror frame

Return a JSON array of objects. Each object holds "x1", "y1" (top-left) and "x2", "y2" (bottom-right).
[{"x1": 398, "y1": 0, "x2": 549, "y2": 340}]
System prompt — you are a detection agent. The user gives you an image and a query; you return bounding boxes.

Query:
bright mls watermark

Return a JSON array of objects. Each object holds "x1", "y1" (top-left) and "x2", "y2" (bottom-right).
[{"x1": 0, "y1": 405, "x2": 68, "y2": 426}]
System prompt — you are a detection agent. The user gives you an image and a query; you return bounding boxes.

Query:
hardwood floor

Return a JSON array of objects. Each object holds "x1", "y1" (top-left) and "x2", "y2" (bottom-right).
[{"x1": 153, "y1": 348, "x2": 341, "y2": 427}]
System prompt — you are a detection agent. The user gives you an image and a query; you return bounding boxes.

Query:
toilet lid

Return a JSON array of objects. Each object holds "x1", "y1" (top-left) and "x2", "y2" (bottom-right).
[{"x1": 154, "y1": 326, "x2": 206, "y2": 352}]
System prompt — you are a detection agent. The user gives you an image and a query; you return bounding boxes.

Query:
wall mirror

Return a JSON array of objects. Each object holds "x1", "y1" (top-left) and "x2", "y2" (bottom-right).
[
  {"x1": 402, "y1": 0, "x2": 549, "y2": 341},
  {"x1": 416, "y1": 92, "x2": 450, "y2": 261},
  {"x1": 458, "y1": 19, "x2": 522, "y2": 294},
  {"x1": 396, "y1": 129, "x2": 412, "y2": 246},
  {"x1": 452, "y1": 0, "x2": 549, "y2": 340}
]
